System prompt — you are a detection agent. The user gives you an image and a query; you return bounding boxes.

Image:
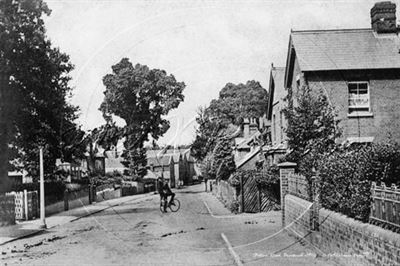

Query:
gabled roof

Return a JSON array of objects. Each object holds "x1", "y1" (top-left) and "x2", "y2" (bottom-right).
[
  {"x1": 236, "y1": 146, "x2": 262, "y2": 169},
  {"x1": 266, "y1": 66, "x2": 285, "y2": 120},
  {"x1": 285, "y1": 28, "x2": 400, "y2": 87},
  {"x1": 147, "y1": 155, "x2": 172, "y2": 167}
]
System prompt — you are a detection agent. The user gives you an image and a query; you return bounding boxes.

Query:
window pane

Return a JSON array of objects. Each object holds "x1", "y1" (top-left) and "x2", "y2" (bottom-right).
[
  {"x1": 348, "y1": 83, "x2": 357, "y2": 93},
  {"x1": 358, "y1": 83, "x2": 368, "y2": 90},
  {"x1": 348, "y1": 82, "x2": 369, "y2": 111}
]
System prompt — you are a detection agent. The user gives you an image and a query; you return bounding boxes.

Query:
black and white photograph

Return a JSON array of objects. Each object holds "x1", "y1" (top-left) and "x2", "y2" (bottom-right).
[{"x1": 0, "y1": 0, "x2": 400, "y2": 265}]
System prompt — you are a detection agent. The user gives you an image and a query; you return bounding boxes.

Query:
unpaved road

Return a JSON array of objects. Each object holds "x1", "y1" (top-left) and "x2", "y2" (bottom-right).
[{"x1": 0, "y1": 184, "x2": 335, "y2": 265}]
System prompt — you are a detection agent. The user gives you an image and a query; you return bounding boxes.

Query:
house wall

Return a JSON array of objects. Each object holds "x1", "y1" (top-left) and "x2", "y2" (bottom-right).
[{"x1": 306, "y1": 69, "x2": 400, "y2": 143}]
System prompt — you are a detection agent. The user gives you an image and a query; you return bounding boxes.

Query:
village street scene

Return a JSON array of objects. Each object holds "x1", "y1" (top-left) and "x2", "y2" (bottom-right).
[{"x1": 0, "y1": 0, "x2": 400, "y2": 265}]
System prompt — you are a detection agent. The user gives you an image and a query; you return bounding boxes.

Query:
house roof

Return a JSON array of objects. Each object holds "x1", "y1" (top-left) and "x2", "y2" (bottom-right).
[
  {"x1": 105, "y1": 157, "x2": 127, "y2": 170},
  {"x1": 236, "y1": 131, "x2": 261, "y2": 150},
  {"x1": 285, "y1": 28, "x2": 400, "y2": 87},
  {"x1": 266, "y1": 66, "x2": 285, "y2": 120},
  {"x1": 293, "y1": 29, "x2": 400, "y2": 70},
  {"x1": 236, "y1": 146, "x2": 262, "y2": 169},
  {"x1": 147, "y1": 156, "x2": 172, "y2": 167}
]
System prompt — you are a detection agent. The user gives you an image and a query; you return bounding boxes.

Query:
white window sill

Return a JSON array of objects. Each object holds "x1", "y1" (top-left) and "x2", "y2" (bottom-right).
[{"x1": 347, "y1": 112, "x2": 373, "y2": 118}]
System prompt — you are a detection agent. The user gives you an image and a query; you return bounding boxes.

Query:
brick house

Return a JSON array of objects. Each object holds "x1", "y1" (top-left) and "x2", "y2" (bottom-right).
[
  {"x1": 265, "y1": 65, "x2": 287, "y2": 165},
  {"x1": 269, "y1": 1, "x2": 400, "y2": 152}
]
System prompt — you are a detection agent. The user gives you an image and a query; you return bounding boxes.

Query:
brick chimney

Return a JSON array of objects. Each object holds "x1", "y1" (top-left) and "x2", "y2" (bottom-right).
[
  {"x1": 371, "y1": 1, "x2": 397, "y2": 33},
  {"x1": 249, "y1": 118, "x2": 258, "y2": 136}
]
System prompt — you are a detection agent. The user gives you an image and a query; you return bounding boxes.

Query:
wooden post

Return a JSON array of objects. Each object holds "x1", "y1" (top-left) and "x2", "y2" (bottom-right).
[
  {"x1": 240, "y1": 174, "x2": 244, "y2": 213},
  {"x1": 24, "y1": 189, "x2": 28, "y2": 221},
  {"x1": 64, "y1": 189, "x2": 69, "y2": 211},
  {"x1": 258, "y1": 186, "x2": 261, "y2": 213},
  {"x1": 311, "y1": 176, "x2": 320, "y2": 231}
]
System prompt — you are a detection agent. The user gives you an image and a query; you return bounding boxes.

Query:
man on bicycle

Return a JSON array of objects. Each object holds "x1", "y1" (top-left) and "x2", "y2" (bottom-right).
[{"x1": 161, "y1": 179, "x2": 175, "y2": 212}]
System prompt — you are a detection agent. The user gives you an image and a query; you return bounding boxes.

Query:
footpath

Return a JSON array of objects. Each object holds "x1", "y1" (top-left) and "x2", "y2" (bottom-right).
[{"x1": 0, "y1": 192, "x2": 154, "y2": 246}]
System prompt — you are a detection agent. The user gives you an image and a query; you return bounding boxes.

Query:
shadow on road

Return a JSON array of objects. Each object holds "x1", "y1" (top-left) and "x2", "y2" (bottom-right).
[
  {"x1": 176, "y1": 190, "x2": 204, "y2": 194},
  {"x1": 94, "y1": 207, "x2": 156, "y2": 216}
]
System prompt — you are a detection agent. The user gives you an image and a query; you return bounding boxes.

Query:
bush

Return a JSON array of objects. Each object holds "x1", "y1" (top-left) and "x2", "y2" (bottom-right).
[
  {"x1": 227, "y1": 199, "x2": 239, "y2": 214},
  {"x1": 317, "y1": 141, "x2": 400, "y2": 222}
]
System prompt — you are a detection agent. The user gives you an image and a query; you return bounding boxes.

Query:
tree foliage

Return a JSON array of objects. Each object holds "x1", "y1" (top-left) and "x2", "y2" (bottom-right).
[
  {"x1": 100, "y1": 58, "x2": 185, "y2": 178},
  {"x1": 210, "y1": 138, "x2": 236, "y2": 180},
  {"x1": 0, "y1": 0, "x2": 84, "y2": 190},
  {"x1": 191, "y1": 80, "x2": 268, "y2": 161},
  {"x1": 282, "y1": 85, "x2": 340, "y2": 179}
]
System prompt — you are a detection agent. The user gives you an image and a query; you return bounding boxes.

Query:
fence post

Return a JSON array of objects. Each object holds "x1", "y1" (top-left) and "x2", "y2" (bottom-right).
[
  {"x1": 64, "y1": 189, "x2": 69, "y2": 211},
  {"x1": 24, "y1": 189, "x2": 28, "y2": 221},
  {"x1": 258, "y1": 186, "x2": 261, "y2": 213},
  {"x1": 89, "y1": 184, "x2": 94, "y2": 204},
  {"x1": 240, "y1": 174, "x2": 244, "y2": 213},
  {"x1": 311, "y1": 176, "x2": 320, "y2": 231},
  {"x1": 278, "y1": 162, "x2": 297, "y2": 227}
]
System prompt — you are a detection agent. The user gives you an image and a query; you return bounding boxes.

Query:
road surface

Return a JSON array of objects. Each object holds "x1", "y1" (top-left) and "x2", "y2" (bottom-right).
[{"x1": 1, "y1": 184, "x2": 335, "y2": 265}]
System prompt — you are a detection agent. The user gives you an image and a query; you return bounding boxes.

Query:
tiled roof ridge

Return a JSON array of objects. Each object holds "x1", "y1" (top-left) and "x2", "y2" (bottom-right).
[{"x1": 291, "y1": 28, "x2": 373, "y2": 34}]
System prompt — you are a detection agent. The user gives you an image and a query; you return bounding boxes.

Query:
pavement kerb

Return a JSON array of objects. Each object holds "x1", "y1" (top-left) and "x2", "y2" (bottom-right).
[{"x1": 0, "y1": 192, "x2": 155, "y2": 246}]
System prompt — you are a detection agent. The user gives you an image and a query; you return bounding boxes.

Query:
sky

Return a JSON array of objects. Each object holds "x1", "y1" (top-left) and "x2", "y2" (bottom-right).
[{"x1": 43, "y1": 0, "x2": 392, "y2": 146}]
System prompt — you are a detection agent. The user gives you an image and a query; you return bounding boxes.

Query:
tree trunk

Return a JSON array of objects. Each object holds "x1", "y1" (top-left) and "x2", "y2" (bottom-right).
[{"x1": 0, "y1": 73, "x2": 11, "y2": 193}]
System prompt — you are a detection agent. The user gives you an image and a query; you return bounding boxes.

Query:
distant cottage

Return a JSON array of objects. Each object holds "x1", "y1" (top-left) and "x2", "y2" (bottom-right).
[
  {"x1": 266, "y1": 1, "x2": 400, "y2": 164},
  {"x1": 146, "y1": 149, "x2": 197, "y2": 188}
]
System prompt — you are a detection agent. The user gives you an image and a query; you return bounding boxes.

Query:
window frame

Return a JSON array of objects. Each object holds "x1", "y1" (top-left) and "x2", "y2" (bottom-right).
[{"x1": 347, "y1": 81, "x2": 371, "y2": 114}]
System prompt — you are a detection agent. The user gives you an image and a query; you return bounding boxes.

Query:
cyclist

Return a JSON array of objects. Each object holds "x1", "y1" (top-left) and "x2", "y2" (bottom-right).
[{"x1": 162, "y1": 179, "x2": 175, "y2": 212}]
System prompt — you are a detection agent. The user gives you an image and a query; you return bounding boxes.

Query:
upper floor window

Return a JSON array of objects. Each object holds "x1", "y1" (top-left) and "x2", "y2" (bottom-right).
[{"x1": 348, "y1": 82, "x2": 370, "y2": 113}]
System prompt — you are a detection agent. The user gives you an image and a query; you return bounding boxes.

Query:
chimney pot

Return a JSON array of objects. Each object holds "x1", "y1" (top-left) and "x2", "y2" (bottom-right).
[{"x1": 371, "y1": 1, "x2": 397, "y2": 33}]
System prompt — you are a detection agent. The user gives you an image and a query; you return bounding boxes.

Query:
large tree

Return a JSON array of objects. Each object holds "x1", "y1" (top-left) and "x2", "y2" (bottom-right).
[
  {"x1": 100, "y1": 58, "x2": 185, "y2": 178},
  {"x1": 191, "y1": 80, "x2": 268, "y2": 161},
  {"x1": 0, "y1": 0, "x2": 84, "y2": 191}
]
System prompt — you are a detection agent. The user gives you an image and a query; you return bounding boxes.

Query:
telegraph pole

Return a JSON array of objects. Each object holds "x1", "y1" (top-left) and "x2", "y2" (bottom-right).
[{"x1": 39, "y1": 147, "x2": 47, "y2": 228}]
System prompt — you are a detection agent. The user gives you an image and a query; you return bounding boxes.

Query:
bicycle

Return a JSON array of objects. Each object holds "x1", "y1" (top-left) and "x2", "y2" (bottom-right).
[{"x1": 160, "y1": 197, "x2": 181, "y2": 213}]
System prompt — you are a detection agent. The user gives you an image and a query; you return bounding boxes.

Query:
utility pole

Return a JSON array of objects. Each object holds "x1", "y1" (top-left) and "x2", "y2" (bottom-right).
[{"x1": 39, "y1": 147, "x2": 47, "y2": 229}]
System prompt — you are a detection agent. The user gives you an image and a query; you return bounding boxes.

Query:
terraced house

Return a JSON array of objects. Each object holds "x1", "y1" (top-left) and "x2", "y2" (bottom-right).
[{"x1": 266, "y1": 1, "x2": 400, "y2": 161}]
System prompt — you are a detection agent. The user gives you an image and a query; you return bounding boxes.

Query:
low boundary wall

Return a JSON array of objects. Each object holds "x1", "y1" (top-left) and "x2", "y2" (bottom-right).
[
  {"x1": 285, "y1": 194, "x2": 400, "y2": 266},
  {"x1": 212, "y1": 180, "x2": 238, "y2": 212}
]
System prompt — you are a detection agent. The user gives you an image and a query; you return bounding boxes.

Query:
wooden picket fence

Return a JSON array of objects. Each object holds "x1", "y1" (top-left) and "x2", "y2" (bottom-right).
[
  {"x1": 5, "y1": 190, "x2": 38, "y2": 221},
  {"x1": 370, "y1": 182, "x2": 400, "y2": 233}
]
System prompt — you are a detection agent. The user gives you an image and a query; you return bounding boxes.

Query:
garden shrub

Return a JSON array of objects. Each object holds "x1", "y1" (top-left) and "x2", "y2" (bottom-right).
[{"x1": 317, "y1": 141, "x2": 400, "y2": 222}]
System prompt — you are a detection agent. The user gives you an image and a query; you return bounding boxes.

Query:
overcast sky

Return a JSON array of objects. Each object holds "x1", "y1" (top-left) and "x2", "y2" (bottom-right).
[{"x1": 43, "y1": 0, "x2": 391, "y2": 146}]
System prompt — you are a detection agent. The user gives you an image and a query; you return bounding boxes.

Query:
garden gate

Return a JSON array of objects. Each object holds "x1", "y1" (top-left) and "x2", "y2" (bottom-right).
[{"x1": 240, "y1": 173, "x2": 279, "y2": 213}]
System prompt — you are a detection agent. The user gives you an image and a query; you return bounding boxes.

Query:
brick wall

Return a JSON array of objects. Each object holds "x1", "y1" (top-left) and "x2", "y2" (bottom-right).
[
  {"x1": 307, "y1": 69, "x2": 400, "y2": 143},
  {"x1": 278, "y1": 162, "x2": 296, "y2": 226},
  {"x1": 285, "y1": 194, "x2": 400, "y2": 265}
]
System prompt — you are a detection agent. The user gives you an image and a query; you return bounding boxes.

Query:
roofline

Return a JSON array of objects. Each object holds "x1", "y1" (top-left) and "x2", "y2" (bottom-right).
[
  {"x1": 266, "y1": 68, "x2": 274, "y2": 121},
  {"x1": 237, "y1": 147, "x2": 261, "y2": 169},
  {"x1": 284, "y1": 35, "x2": 295, "y2": 89},
  {"x1": 291, "y1": 28, "x2": 372, "y2": 34}
]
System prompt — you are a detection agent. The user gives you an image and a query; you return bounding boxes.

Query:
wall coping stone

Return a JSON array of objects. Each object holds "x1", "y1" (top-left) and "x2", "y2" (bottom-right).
[{"x1": 278, "y1": 162, "x2": 297, "y2": 168}]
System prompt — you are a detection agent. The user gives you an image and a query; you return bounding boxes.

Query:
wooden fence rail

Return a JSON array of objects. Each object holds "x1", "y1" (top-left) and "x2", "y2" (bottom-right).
[{"x1": 370, "y1": 182, "x2": 400, "y2": 232}]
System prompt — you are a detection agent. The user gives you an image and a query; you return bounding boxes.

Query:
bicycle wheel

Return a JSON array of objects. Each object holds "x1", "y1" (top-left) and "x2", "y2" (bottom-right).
[{"x1": 168, "y1": 198, "x2": 180, "y2": 212}]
